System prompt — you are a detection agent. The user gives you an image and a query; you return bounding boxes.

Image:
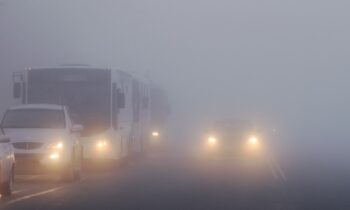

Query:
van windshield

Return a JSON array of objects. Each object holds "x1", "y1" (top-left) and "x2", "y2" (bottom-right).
[{"x1": 2, "y1": 109, "x2": 65, "y2": 129}]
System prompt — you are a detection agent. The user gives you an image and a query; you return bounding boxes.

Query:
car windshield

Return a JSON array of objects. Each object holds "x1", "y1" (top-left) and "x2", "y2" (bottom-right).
[
  {"x1": 213, "y1": 121, "x2": 252, "y2": 134},
  {"x1": 2, "y1": 109, "x2": 65, "y2": 129}
]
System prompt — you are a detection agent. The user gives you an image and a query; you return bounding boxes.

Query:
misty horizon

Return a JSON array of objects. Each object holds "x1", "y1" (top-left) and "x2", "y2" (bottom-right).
[{"x1": 1, "y1": 0, "x2": 350, "y2": 154}]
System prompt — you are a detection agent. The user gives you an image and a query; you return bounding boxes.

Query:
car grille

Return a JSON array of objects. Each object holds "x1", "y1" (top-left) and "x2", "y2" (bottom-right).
[
  {"x1": 12, "y1": 142, "x2": 44, "y2": 150},
  {"x1": 15, "y1": 153, "x2": 44, "y2": 160}
]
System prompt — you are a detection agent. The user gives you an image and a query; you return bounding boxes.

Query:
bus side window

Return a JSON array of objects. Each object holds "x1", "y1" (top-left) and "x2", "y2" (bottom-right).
[
  {"x1": 142, "y1": 97, "x2": 149, "y2": 109},
  {"x1": 112, "y1": 84, "x2": 121, "y2": 129},
  {"x1": 13, "y1": 83, "x2": 21, "y2": 99},
  {"x1": 132, "y1": 80, "x2": 140, "y2": 123},
  {"x1": 117, "y1": 89, "x2": 125, "y2": 109}
]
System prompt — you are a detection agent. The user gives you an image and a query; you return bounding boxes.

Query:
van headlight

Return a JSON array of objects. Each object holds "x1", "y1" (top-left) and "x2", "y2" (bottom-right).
[
  {"x1": 49, "y1": 153, "x2": 60, "y2": 160},
  {"x1": 47, "y1": 141, "x2": 64, "y2": 161},
  {"x1": 49, "y1": 141, "x2": 64, "y2": 150}
]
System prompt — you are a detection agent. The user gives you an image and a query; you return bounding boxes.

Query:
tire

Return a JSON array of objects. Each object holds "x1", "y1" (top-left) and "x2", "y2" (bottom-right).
[
  {"x1": 0, "y1": 167, "x2": 14, "y2": 197},
  {"x1": 74, "y1": 155, "x2": 82, "y2": 181},
  {"x1": 61, "y1": 152, "x2": 82, "y2": 182}
]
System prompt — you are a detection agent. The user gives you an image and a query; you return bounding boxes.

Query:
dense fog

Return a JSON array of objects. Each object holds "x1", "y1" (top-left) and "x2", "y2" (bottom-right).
[{"x1": 1, "y1": 0, "x2": 350, "y2": 160}]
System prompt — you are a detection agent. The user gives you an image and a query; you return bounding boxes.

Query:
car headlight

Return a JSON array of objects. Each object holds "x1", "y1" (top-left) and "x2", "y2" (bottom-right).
[
  {"x1": 152, "y1": 131, "x2": 159, "y2": 137},
  {"x1": 49, "y1": 141, "x2": 64, "y2": 150},
  {"x1": 248, "y1": 136, "x2": 258, "y2": 144},
  {"x1": 208, "y1": 136, "x2": 217, "y2": 145}
]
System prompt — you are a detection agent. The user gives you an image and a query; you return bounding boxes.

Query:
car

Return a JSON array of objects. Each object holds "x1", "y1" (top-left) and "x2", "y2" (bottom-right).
[
  {"x1": 202, "y1": 120, "x2": 264, "y2": 159},
  {"x1": 147, "y1": 128, "x2": 163, "y2": 153},
  {"x1": 1, "y1": 104, "x2": 83, "y2": 182},
  {"x1": 0, "y1": 127, "x2": 15, "y2": 197}
]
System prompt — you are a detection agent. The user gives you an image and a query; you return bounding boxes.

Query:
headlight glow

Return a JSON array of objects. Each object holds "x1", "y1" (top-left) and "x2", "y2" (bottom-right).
[
  {"x1": 208, "y1": 136, "x2": 217, "y2": 144},
  {"x1": 97, "y1": 140, "x2": 108, "y2": 149},
  {"x1": 55, "y1": 142, "x2": 63, "y2": 149},
  {"x1": 152, "y1": 131, "x2": 159, "y2": 137},
  {"x1": 249, "y1": 136, "x2": 258, "y2": 144},
  {"x1": 49, "y1": 141, "x2": 64, "y2": 150},
  {"x1": 49, "y1": 153, "x2": 60, "y2": 160}
]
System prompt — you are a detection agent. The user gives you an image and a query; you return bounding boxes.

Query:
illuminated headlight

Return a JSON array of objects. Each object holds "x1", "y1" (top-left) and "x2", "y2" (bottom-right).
[
  {"x1": 249, "y1": 136, "x2": 258, "y2": 144},
  {"x1": 49, "y1": 141, "x2": 64, "y2": 150},
  {"x1": 152, "y1": 131, "x2": 159, "y2": 137},
  {"x1": 208, "y1": 136, "x2": 217, "y2": 144},
  {"x1": 49, "y1": 153, "x2": 60, "y2": 160},
  {"x1": 96, "y1": 140, "x2": 108, "y2": 149}
]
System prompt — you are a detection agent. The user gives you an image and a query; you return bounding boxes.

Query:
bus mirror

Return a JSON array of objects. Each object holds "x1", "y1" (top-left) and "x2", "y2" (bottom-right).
[
  {"x1": 71, "y1": 124, "x2": 84, "y2": 133},
  {"x1": 13, "y1": 83, "x2": 21, "y2": 99},
  {"x1": 118, "y1": 91, "x2": 125, "y2": 108}
]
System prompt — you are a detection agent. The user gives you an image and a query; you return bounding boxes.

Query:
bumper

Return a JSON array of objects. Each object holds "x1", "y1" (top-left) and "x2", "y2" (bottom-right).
[
  {"x1": 15, "y1": 153, "x2": 70, "y2": 174},
  {"x1": 203, "y1": 142, "x2": 264, "y2": 158},
  {"x1": 83, "y1": 143, "x2": 119, "y2": 161}
]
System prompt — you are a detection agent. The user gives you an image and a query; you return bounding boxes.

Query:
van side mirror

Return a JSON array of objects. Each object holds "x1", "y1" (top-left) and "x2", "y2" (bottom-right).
[
  {"x1": 71, "y1": 124, "x2": 84, "y2": 133},
  {"x1": 118, "y1": 90, "x2": 125, "y2": 109},
  {"x1": 13, "y1": 83, "x2": 21, "y2": 99}
]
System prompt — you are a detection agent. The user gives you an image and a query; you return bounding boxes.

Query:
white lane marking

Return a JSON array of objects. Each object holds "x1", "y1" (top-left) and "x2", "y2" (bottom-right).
[
  {"x1": 273, "y1": 159, "x2": 288, "y2": 182},
  {"x1": 5, "y1": 186, "x2": 64, "y2": 206},
  {"x1": 15, "y1": 175, "x2": 40, "y2": 181},
  {"x1": 269, "y1": 157, "x2": 288, "y2": 182},
  {"x1": 12, "y1": 189, "x2": 28, "y2": 194},
  {"x1": 268, "y1": 159, "x2": 279, "y2": 179},
  {"x1": 0, "y1": 190, "x2": 27, "y2": 199}
]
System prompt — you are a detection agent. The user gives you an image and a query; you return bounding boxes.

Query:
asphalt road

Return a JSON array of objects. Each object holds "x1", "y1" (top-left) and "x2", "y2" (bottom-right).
[{"x1": 1, "y1": 149, "x2": 350, "y2": 210}]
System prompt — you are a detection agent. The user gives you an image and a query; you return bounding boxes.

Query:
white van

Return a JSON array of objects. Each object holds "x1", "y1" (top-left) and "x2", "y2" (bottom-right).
[
  {"x1": 0, "y1": 128, "x2": 15, "y2": 197},
  {"x1": 1, "y1": 104, "x2": 83, "y2": 182}
]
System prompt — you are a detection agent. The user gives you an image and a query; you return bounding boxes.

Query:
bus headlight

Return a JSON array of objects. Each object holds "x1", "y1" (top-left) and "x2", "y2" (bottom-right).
[
  {"x1": 96, "y1": 140, "x2": 108, "y2": 150},
  {"x1": 249, "y1": 136, "x2": 258, "y2": 145}
]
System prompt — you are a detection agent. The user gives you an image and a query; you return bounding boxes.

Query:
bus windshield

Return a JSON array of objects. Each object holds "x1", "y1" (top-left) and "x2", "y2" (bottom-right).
[{"x1": 28, "y1": 68, "x2": 111, "y2": 136}]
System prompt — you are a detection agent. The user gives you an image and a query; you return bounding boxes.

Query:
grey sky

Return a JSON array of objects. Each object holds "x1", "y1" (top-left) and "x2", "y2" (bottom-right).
[{"x1": 1, "y1": 0, "x2": 350, "y2": 150}]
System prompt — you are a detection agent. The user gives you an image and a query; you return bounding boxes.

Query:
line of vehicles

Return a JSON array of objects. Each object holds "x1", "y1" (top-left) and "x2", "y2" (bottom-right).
[{"x1": 0, "y1": 65, "x2": 170, "y2": 197}]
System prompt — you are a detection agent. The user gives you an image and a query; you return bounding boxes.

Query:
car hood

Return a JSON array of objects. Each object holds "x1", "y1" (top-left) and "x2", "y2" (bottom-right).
[{"x1": 3, "y1": 128, "x2": 67, "y2": 143}]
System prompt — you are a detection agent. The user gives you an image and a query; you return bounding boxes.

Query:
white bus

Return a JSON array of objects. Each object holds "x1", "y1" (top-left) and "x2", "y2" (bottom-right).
[{"x1": 12, "y1": 66, "x2": 145, "y2": 163}]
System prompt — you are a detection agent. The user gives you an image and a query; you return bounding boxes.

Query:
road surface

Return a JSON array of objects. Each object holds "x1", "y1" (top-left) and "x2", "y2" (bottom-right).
[{"x1": 1, "y1": 149, "x2": 350, "y2": 209}]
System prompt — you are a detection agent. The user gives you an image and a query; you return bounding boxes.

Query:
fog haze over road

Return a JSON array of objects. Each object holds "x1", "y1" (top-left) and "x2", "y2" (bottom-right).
[
  {"x1": 2, "y1": 1, "x2": 350, "y2": 209},
  {"x1": 1, "y1": 0, "x2": 350, "y2": 156}
]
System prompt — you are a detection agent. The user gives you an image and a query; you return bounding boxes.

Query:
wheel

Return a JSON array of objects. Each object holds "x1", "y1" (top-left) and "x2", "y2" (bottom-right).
[
  {"x1": 61, "y1": 153, "x2": 82, "y2": 182},
  {"x1": 61, "y1": 148, "x2": 83, "y2": 183},
  {"x1": 0, "y1": 167, "x2": 14, "y2": 197},
  {"x1": 74, "y1": 155, "x2": 82, "y2": 181}
]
